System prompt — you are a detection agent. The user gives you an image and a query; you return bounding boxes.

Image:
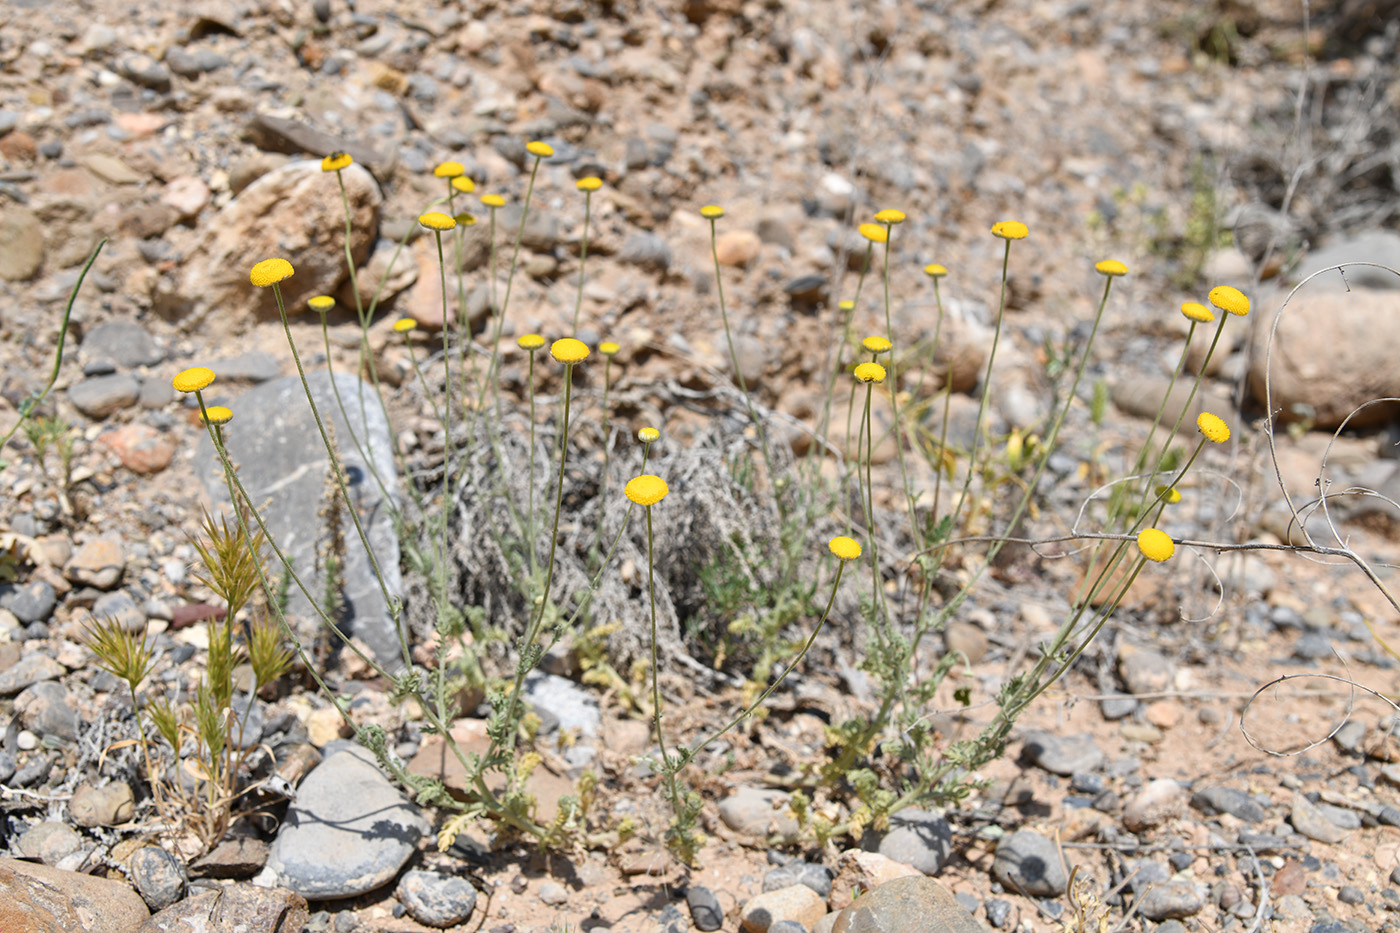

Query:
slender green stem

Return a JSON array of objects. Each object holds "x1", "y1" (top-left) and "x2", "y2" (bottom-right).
[
  {"x1": 525, "y1": 352, "x2": 538, "y2": 579},
  {"x1": 501, "y1": 362, "x2": 577, "y2": 760},
  {"x1": 708, "y1": 216, "x2": 776, "y2": 483},
  {"x1": 270, "y1": 282, "x2": 411, "y2": 670},
  {"x1": 572, "y1": 190, "x2": 593, "y2": 335},
  {"x1": 433, "y1": 230, "x2": 453, "y2": 618},
  {"x1": 878, "y1": 227, "x2": 922, "y2": 553},
  {"x1": 593, "y1": 357, "x2": 614, "y2": 562},
  {"x1": 0, "y1": 238, "x2": 104, "y2": 462},
  {"x1": 685, "y1": 561, "x2": 845, "y2": 758}
]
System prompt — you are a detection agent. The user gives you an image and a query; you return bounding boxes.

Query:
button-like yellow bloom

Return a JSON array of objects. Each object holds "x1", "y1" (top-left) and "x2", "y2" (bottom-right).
[
  {"x1": 1137, "y1": 528, "x2": 1175, "y2": 562},
  {"x1": 1095, "y1": 259, "x2": 1128, "y2": 277},
  {"x1": 308, "y1": 295, "x2": 335, "y2": 313},
  {"x1": 858, "y1": 223, "x2": 888, "y2": 244},
  {"x1": 991, "y1": 221, "x2": 1029, "y2": 240},
  {"x1": 828, "y1": 536, "x2": 862, "y2": 561},
  {"x1": 321, "y1": 152, "x2": 352, "y2": 172},
  {"x1": 481, "y1": 194, "x2": 505, "y2": 208},
  {"x1": 550, "y1": 338, "x2": 590, "y2": 364},
  {"x1": 638, "y1": 427, "x2": 660, "y2": 443},
  {"x1": 839, "y1": 300, "x2": 855, "y2": 311},
  {"x1": 201, "y1": 406, "x2": 233, "y2": 425},
  {"x1": 600, "y1": 342, "x2": 620, "y2": 356},
  {"x1": 625, "y1": 474, "x2": 669, "y2": 506},
  {"x1": 451, "y1": 176, "x2": 476, "y2": 194},
  {"x1": 173, "y1": 367, "x2": 215, "y2": 393},
  {"x1": 393, "y1": 318, "x2": 417, "y2": 334},
  {"x1": 854, "y1": 362, "x2": 886, "y2": 383},
  {"x1": 924, "y1": 264, "x2": 947, "y2": 278},
  {"x1": 1197, "y1": 412, "x2": 1230, "y2": 444},
  {"x1": 517, "y1": 333, "x2": 546, "y2": 351},
  {"x1": 862, "y1": 336, "x2": 892, "y2": 354},
  {"x1": 576, "y1": 177, "x2": 602, "y2": 191},
  {"x1": 874, "y1": 208, "x2": 906, "y2": 224},
  {"x1": 250, "y1": 258, "x2": 294, "y2": 288},
  {"x1": 434, "y1": 161, "x2": 465, "y2": 178},
  {"x1": 699, "y1": 205, "x2": 725, "y2": 219},
  {"x1": 1208, "y1": 285, "x2": 1250, "y2": 317},
  {"x1": 1181, "y1": 301, "x2": 1214, "y2": 323},
  {"x1": 454, "y1": 213, "x2": 477, "y2": 227},
  {"x1": 526, "y1": 140, "x2": 554, "y2": 158},
  {"x1": 419, "y1": 212, "x2": 456, "y2": 231},
  {"x1": 1155, "y1": 485, "x2": 1182, "y2": 504}
]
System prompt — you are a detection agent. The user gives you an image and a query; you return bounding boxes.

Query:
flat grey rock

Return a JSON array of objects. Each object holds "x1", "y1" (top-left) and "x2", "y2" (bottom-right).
[
  {"x1": 196, "y1": 371, "x2": 405, "y2": 672},
  {"x1": 259, "y1": 746, "x2": 427, "y2": 899},
  {"x1": 82, "y1": 321, "x2": 163, "y2": 369}
]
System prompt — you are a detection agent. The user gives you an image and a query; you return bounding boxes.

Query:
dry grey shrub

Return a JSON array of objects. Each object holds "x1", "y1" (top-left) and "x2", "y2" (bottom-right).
[{"x1": 399, "y1": 389, "x2": 860, "y2": 685}]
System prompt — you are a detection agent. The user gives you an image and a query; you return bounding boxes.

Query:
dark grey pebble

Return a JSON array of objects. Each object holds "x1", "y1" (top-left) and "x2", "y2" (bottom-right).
[
  {"x1": 0, "y1": 750, "x2": 15, "y2": 783},
  {"x1": 685, "y1": 885, "x2": 723, "y2": 932},
  {"x1": 768, "y1": 924, "x2": 807, "y2": 933},
  {"x1": 619, "y1": 233, "x2": 671, "y2": 272},
  {"x1": 985, "y1": 898, "x2": 1012, "y2": 928},
  {"x1": 396, "y1": 870, "x2": 478, "y2": 928},
  {"x1": 993, "y1": 830, "x2": 1068, "y2": 896},
  {"x1": 0, "y1": 580, "x2": 56, "y2": 623},
  {"x1": 764, "y1": 860, "x2": 834, "y2": 898},
  {"x1": 1295, "y1": 631, "x2": 1334, "y2": 660},
  {"x1": 1338, "y1": 885, "x2": 1365, "y2": 905},
  {"x1": 1192, "y1": 786, "x2": 1266, "y2": 823},
  {"x1": 1070, "y1": 772, "x2": 1104, "y2": 794},
  {"x1": 129, "y1": 846, "x2": 188, "y2": 910},
  {"x1": 1022, "y1": 730, "x2": 1103, "y2": 775}
]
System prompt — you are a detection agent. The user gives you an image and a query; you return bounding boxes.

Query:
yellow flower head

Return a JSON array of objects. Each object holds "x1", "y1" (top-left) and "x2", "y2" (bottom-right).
[
  {"x1": 1197, "y1": 411, "x2": 1230, "y2": 444},
  {"x1": 924, "y1": 263, "x2": 947, "y2": 278},
  {"x1": 434, "y1": 160, "x2": 465, "y2": 178},
  {"x1": 854, "y1": 362, "x2": 886, "y2": 384},
  {"x1": 828, "y1": 535, "x2": 862, "y2": 561},
  {"x1": 625, "y1": 474, "x2": 669, "y2": 506},
  {"x1": 393, "y1": 318, "x2": 417, "y2": 334},
  {"x1": 638, "y1": 427, "x2": 660, "y2": 443},
  {"x1": 1208, "y1": 285, "x2": 1250, "y2": 317},
  {"x1": 1137, "y1": 528, "x2": 1175, "y2": 562},
  {"x1": 517, "y1": 333, "x2": 546, "y2": 351},
  {"x1": 452, "y1": 176, "x2": 476, "y2": 194},
  {"x1": 419, "y1": 211, "x2": 456, "y2": 231},
  {"x1": 526, "y1": 140, "x2": 554, "y2": 158},
  {"x1": 321, "y1": 151, "x2": 352, "y2": 172},
  {"x1": 600, "y1": 341, "x2": 620, "y2": 356},
  {"x1": 201, "y1": 406, "x2": 233, "y2": 426},
  {"x1": 576, "y1": 176, "x2": 603, "y2": 191},
  {"x1": 454, "y1": 213, "x2": 477, "y2": 227},
  {"x1": 307, "y1": 295, "x2": 335, "y2": 313},
  {"x1": 250, "y1": 258, "x2": 294, "y2": 288},
  {"x1": 173, "y1": 366, "x2": 215, "y2": 393},
  {"x1": 481, "y1": 194, "x2": 505, "y2": 208},
  {"x1": 858, "y1": 223, "x2": 888, "y2": 244},
  {"x1": 839, "y1": 300, "x2": 855, "y2": 311},
  {"x1": 551, "y1": 338, "x2": 590, "y2": 364},
  {"x1": 1155, "y1": 484, "x2": 1182, "y2": 505},
  {"x1": 874, "y1": 208, "x2": 906, "y2": 224},
  {"x1": 1181, "y1": 301, "x2": 1214, "y2": 323},
  {"x1": 700, "y1": 205, "x2": 725, "y2": 220},
  {"x1": 862, "y1": 336, "x2": 892, "y2": 354},
  {"x1": 991, "y1": 221, "x2": 1029, "y2": 240},
  {"x1": 1095, "y1": 259, "x2": 1129, "y2": 277}
]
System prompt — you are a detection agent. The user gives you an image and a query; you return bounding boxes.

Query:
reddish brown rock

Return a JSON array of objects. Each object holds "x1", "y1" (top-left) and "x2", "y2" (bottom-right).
[
  {"x1": 0, "y1": 857, "x2": 150, "y2": 933},
  {"x1": 99, "y1": 423, "x2": 175, "y2": 474},
  {"x1": 154, "y1": 160, "x2": 380, "y2": 330}
]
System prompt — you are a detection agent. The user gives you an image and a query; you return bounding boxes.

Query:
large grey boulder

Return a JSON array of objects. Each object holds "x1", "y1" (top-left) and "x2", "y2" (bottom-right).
[{"x1": 196, "y1": 370, "x2": 405, "y2": 672}]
